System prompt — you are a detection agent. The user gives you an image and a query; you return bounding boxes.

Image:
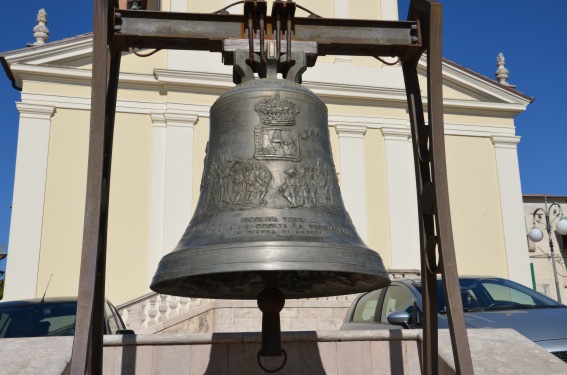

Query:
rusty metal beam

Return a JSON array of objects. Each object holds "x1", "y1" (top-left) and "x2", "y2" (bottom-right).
[
  {"x1": 70, "y1": 0, "x2": 121, "y2": 374},
  {"x1": 404, "y1": 1, "x2": 474, "y2": 374},
  {"x1": 112, "y1": 9, "x2": 421, "y2": 58}
]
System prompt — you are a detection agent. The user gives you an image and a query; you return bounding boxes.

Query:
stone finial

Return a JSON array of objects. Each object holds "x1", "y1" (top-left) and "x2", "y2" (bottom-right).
[
  {"x1": 32, "y1": 9, "x2": 49, "y2": 46},
  {"x1": 495, "y1": 52, "x2": 514, "y2": 87}
]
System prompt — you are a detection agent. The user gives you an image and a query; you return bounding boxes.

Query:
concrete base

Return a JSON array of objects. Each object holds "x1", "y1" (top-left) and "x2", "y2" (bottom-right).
[
  {"x1": 0, "y1": 336, "x2": 72, "y2": 375},
  {"x1": 0, "y1": 330, "x2": 566, "y2": 374}
]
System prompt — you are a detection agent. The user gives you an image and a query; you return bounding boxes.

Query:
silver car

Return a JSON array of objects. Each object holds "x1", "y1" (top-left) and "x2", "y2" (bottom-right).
[{"x1": 341, "y1": 276, "x2": 567, "y2": 363}]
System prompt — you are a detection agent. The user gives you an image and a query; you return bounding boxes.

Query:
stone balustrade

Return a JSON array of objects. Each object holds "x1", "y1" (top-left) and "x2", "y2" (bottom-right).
[
  {"x1": 116, "y1": 293, "x2": 212, "y2": 333},
  {"x1": 116, "y1": 270, "x2": 421, "y2": 333}
]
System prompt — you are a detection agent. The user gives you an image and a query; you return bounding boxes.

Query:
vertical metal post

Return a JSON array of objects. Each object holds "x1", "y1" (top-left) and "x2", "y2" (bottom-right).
[
  {"x1": 402, "y1": 59, "x2": 438, "y2": 374},
  {"x1": 544, "y1": 197, "x2": 562, "y2": 303},
  {"x1": 405, "y1": 1, "x2": 474, "y2": 374},
  {"x1": 70, "y1": 1, "x2": 121, "y2": 374}
]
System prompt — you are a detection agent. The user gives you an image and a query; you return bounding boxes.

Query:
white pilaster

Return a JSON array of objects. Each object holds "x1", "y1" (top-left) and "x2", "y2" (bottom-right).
[
  {"x1": 333, "y1": 0, "x2": 348, "y2": 17},
  {"x1": 335, "y1": 125, "x2": 368, "y2": 242},
  {"x1": 333, "y1": 0, "x2": 351, "y2": 64},
  {"x1": 170, "y1": 0, "x2": 187, "y2": 12},
  {"x1": 382, "y1": 126, "x2": 420, "y2": 269},
  {"x1": 147, "y1": 113, "x2": 167, "y2": 284},
  {"x1": 492, "y1": 135, "x2": 532, "y2": 286},
  {"x1": 163, "y1": 112, "x2": 198, "y2": 251},
  {"x1": 4, "y1": 103, "x2": 55, "y2": 300},
  {"x1": 380, "y1": 0, "x2": 398, "y2": 20}
]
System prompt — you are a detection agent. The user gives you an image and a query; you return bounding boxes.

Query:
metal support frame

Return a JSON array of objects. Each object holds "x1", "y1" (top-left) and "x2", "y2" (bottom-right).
[
  {"x1": 71, "y1": 1, "x2": 473, "y2": 374},
  {"x1": 402, "y1": 2, "x2": 473, "y2": 374}
]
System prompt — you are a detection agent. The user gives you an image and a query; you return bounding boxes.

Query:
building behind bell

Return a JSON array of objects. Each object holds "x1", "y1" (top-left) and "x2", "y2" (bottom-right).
[{"x1": 0, "y1": 0, "x2": 535, "y2": 332}]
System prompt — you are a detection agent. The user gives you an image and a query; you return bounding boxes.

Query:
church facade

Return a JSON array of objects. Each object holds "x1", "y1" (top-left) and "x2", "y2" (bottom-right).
[{"x1": 1, "y1": 1, "x2": 533, "y2": 310}]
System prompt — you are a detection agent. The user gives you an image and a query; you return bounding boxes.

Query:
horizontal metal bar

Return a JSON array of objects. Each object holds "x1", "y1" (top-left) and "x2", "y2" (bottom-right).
[
  {"x1": 112, "y1": 9, "x2": 421, "y2": 57},
  {"x1": 223, "y1": 39, "x2": 318, "y2": 67}
]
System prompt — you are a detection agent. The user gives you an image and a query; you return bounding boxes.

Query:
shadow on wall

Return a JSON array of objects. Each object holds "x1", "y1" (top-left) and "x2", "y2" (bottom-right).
[
  {"x1": 109, "y1": 330, "x2": 422, "y2": 374},
  {"x1": 202, "y1": 332, "x2": 326, "y2": 374}
]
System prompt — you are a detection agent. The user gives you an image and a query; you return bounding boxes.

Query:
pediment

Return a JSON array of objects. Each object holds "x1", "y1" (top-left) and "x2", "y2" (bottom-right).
[
  {"x1": 2, "y1": 33, "x2": 532, "y2": 112},
  {"x1": 2, "y1": 34, "x2": 94, "y2": 68}
]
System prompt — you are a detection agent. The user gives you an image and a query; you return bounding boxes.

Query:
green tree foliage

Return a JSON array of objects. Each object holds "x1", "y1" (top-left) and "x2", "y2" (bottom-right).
[{"x1": 0, "y1": 279, "x2": 3, "y2": 300}]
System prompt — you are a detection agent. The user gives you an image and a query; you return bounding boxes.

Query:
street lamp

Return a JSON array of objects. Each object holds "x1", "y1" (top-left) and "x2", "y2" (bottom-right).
[{"x1": 527, "y1": 199, "x2": 567, "y2": 303}]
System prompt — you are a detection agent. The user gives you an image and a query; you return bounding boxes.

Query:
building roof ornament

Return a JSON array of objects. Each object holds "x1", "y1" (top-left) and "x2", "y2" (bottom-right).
[
  {"x1": 495, "y1": 52, "x2": 515, "y2": 88},
  {"x1": 32, "y1": 9, "x2": 49, "y2": 46}
]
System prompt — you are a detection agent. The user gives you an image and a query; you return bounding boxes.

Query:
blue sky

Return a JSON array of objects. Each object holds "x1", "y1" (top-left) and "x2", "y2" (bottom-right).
[{"x1": 1, "y1": 1, "x2": 566, "y2": 275}]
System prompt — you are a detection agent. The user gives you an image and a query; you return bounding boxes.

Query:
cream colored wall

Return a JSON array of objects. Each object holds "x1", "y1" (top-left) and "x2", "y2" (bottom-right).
[
  {"x1": 299, "y1": 0, "x2": 333, "y2": 18},
  {"x1": 25, "y1": 81, "x2": 91, "y2": 99},
  {"x1": 364, "y1": 128, "x2": 391, "y2": 266},
  {"x1": 326, "y1": 103, "x2": 407, "y2": 118},
  {"x1": 37, "y1": 109, "x2": 90, "y2": 298},
  {"x1": 445, "y1": 135, "x2": 509, "y2": 278},
  {"x1": 118, "y1": 51, "x2": 168, "y2": 75},
  {"x1": 36, "y1": 109, "x2": 154, "y2": 304},
  {"x1": 105, "y1": 113, "x2": 154, "y2": 304},
  {"x1": 349, "y1": 0, "x2": 380, "y2": 19},
  {"x1": 188, "y1": 0, "x2": 224, "y2": 13},
  {"x1": 444, "y1": 113, "x2": 515, "y2": 127}
]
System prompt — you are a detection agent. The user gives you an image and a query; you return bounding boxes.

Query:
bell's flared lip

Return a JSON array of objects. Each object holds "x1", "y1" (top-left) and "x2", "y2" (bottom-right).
[{"x1": 150, "y1": 241, "x2": 390, "y2": 299}]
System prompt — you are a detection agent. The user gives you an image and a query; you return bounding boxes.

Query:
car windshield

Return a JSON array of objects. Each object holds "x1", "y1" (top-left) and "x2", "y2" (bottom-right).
[
  {"x1": 0, "y1": 302, "x2": 77, "y2": 338},
  {"x1": 414, "y1": 278, "x2": 562, "y2": 313}
]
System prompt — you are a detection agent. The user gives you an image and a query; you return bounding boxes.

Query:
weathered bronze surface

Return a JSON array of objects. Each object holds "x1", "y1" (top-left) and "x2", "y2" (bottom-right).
[{"x1": 151, "y1": 79, "x2": 390, "y2": 299}]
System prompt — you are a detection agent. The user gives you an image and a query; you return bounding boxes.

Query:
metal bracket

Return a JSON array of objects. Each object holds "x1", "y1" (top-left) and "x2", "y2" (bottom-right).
[{"x1": 233, "y1": 45, "x2": 308, "y2": 84}]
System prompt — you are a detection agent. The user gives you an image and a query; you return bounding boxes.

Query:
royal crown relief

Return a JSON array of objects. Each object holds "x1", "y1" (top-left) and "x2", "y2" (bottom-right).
[{"x1": 198, "y1": 91, "x2": 338, "y2": 214}]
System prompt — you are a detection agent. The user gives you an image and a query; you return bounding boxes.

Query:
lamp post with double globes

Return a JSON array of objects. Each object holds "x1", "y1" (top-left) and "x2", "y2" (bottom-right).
[{"x1": 528, "y1": 199, "x2": 567, "y2": 303}]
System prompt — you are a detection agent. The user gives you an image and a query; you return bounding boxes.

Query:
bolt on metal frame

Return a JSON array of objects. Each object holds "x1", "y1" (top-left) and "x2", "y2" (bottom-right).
[{"x1": 70, "y1": 1, "x2": 473, "y2": 374}]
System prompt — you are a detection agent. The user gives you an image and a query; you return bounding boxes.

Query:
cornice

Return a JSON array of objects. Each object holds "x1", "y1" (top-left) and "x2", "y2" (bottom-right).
[
  {"x1": 154, "y1": 69, "x2": 233, "y2": 95},
  {"x1": 15, "y1": 102, "x2": 55, "y2": 119},
  {"x1": 166, "y1": 103, "x2": 210, "y2": 118},
  {"x1": 150, "y1": 113, "x2": 166, "y2": 127},
  {"x1": 21, "y1": 93, "x2": 166, "y2": 114},
  {"x1": 334, "y1": 124, "x2": 367, "y2": 138},
  {"x1": 491, "y1": 135, "x2": 521, "y2": 149},
  {"x1": 381, "y1": 126, "x2": 412, "y2": 141},
  {"x1": 445, "y1": 123, "x2": 516, "y2": 138},
  {"x1": 305, "y1": 80, "x2": 407, "y2": 104},
  {"x1": 7, "y1": 62, "x2": 530, "y2": 116},
  {"x1": 164, "y1": 112, "x2": 199, "y2": 127},
  {"x1": 19, "y1": 91, "x2": 521, "y2": 140},
  {"x1": 418, "y1": 56, "x2": 532, "y2": 108},
  {"x1": 329, "y1": 114, "x2": 407, "y2": 129},
  {"x1": 2, "y1": 33, "x2": 532, "y2": 116},
  {"x1": 3, "y1": 35, "x2": 93, "y2": 66},
  {"x1": 11, "y1": 64, "x2": 163, "y2": 92}
]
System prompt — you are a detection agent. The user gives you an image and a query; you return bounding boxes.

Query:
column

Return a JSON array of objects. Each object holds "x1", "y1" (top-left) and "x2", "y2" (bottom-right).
[
  {"x1": 380, "y1": 0, "x2": 398, "y2": 20},
  {"x1": 333, "y1": 0, "x2": 351, "y2": 64},
  {"x1": 335, "y1": 125, "x2": 368, "y2": 241},
  {"x1": 4, "y1": 103, "x2": 55, "y2": 300},
  {"x1": 381, "y1": 126, "x2": 420, "y2": 270},
  {"x1": 170, "y1": 0, "x2": 187, "y2": 12},
  {"x1": 147, "y1": 113, "x2": 167, "y2": 284},
  {"x1": 147, "y1": 111, "x2": 198, "y2": 285},
  {"x1": 492, "y1": 135, "x2": 532, "y2": 286}
]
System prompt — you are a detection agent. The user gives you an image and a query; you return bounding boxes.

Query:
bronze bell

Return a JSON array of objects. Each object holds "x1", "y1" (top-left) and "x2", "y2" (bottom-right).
[{"x1": 150, "y1": 78, "x2": 390, "y2": 300}]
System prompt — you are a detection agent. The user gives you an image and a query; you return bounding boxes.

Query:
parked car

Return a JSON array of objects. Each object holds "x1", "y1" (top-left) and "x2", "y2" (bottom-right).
[
  {"x1": 0, "y1": 297, "x2": 133, "y2": 338},
  {"x1": 341, "y1": 276, "x2": 567, "y2": 363}
]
